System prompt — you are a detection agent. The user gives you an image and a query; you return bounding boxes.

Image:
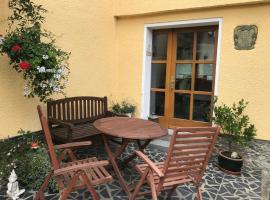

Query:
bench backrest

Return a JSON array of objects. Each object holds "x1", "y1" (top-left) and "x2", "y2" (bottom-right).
[{"x1": 47, "y1": 96, "x2": 108, "y2": 124}]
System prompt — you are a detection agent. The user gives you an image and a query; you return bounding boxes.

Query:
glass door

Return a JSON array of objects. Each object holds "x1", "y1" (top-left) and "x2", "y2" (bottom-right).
[
  {"x1": 149, "y1": 26, "x2": 218, "y2": 128},
  {"x1": 169, "y1": 26, "x2": 218, "y2": 127}
]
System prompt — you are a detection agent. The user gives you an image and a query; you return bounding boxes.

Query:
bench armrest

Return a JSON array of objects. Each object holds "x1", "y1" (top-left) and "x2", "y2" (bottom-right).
[
  {"x1": 55, "y1": 141, "x2": 92, "y2": 149},
  {"x1": 49, "y1": 118, "x2": 74, "y2": 129},
  {"x1": 135, "y1": 151, "x2": 164, "y2": 177},
  {"x1": 54, "y1": 160, "x2": 109, "y2": 176}
]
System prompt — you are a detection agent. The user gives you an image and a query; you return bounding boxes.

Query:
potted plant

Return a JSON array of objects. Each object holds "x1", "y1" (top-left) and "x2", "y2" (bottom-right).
[
  {"x1": 212, "y1": 98, "x2": 256, "y2": 174},
  {"x1": 111, "y1": 100, "x2": 136, "y2": 117}
]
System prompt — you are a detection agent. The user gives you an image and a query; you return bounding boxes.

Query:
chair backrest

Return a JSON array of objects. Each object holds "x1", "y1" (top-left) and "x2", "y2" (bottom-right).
[
  {"x1": 47, "y1": 96, "x2": 108, "y2": 124},
  {"x1": 37, "y1": 105, "x2": 59, "y2": 170},
  {"x1": 163, "y1": 127, "x2": 220, "y2": 181}
]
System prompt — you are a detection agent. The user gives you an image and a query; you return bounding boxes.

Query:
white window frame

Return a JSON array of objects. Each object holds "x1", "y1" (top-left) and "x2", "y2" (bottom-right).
[{"x1": 140, "y1": 18, "x2": 223, "y2": 119}]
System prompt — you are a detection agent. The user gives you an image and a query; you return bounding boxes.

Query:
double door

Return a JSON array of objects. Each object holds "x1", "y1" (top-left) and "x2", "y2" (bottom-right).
[{"x1": 150, "y1": 26, "x2": 218, "y2": 127}]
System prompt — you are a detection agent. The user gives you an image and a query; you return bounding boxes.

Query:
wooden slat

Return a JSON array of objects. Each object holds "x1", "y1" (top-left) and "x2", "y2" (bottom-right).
[
  {"x1": 62, "y1": 102, "x2": 66, "y2": 120},
  {"x1": 71, "y1": 101, "x2": 74, "y2": 120},
  {"x1": 172, "y1": 149, "x2": 208, "y2": 156},
  {"x1": 57, "y1": 103, "x2": 61, "y2": 120},
  {"x1": 83, "y1": 99, "x2": 87, "y2": 118},
  {"x1": 170, "y1": 154, "x2": 206, "y2": 162},
  {"x1": 175, "y1": 138, "x2": 212, "y2": 144},
  {"x1": 66, "y1": 102, "x2": 71, "y2": 121},
  {"x1": 79, "y1": 100, "x2": 83, "y2": 119},
  {"x1": 174, "y1": 144, "x2": 210, "y2": 150},
  {"x1": 175, "y1": 132, "x2": 215, "y2": 138},
  {"x1": 91, "y1": 100, "x2": 94, "y2": 117},
  {"x1": 87, "y1": 100, "x2": 91, "y2": 118},
  {"x1": 167, "y1": 164, "x2": 202, "y2": 173},
  {"x1": 52, "y1": 104, "x2": 56, "y2": 118}
]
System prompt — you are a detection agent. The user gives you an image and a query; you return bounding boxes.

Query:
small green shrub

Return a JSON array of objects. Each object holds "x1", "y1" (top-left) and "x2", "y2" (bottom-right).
[
  {"x1": 212, "y1": 98, "x2": 256, "y2": 153},
  {"x1": 111, "y1": 100, "x2": 136, "y2": 115},
  {"x1": 0, "y1": 129, "x2": 57, "y2": 192}
]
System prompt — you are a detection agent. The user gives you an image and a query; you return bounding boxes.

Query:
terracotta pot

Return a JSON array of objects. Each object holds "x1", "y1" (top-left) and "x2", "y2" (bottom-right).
[{"x1": 218, "y1": 150, "x2": 243, "y2": 175}]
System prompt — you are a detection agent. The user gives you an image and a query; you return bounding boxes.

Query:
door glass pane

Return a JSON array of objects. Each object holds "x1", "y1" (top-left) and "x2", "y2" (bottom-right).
[
  {"x1": 150, "y1": 92, "x2": 165, "y2": 116},
  {"x1": 195, "y1": 64, "x2": 213, "y2": 92},
  {"x1": 152, "y1": 33, "x2": 168, "y2": 60},
  {"x1": 175, "y1": 64, "x2": 192, "y2": 90},
  {"x1": 176, "y1": 32, "x2": 194, "y2": 60},
  {"x1": 151, "y1": 64, "x2": 166, "y2": 88},
  {"x1": 174, "y1": 93, "x2": 190, "y2": 119},
  {"x1": 196, "y1": 31, "x2": 215, "y2": 60},
  {"x1": 193, "y1": 95, "x2": 211, "y2": 122}
]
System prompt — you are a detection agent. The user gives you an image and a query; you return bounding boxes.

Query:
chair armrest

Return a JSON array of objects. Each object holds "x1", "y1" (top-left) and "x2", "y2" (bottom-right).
[
  {"x1": 135, "y1": 151, "x2": 164, "y2": 177},
  {"x1": 49, "y1": 118, "x2": 74, "y2": 129},
  {"x1": 54, "y1": 160, "x2": 109, "y2": 176},
  {"x1": 55, "y1": 141, "x2": 92, "y2": 149}
]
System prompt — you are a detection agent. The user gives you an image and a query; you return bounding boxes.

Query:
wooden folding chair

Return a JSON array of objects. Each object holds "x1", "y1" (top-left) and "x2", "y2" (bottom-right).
[
  {"x1": 130, "y1": 127, "x2": 220, "y2": 200},
  {"x1": 35, "y1": 105, "x2": 112, "y2": 200}
]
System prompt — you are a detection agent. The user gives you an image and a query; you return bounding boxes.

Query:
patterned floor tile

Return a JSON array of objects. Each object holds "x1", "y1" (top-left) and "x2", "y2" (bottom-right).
[{"x1": 0, "y1": 138, "x2": 267, "y2": 200}]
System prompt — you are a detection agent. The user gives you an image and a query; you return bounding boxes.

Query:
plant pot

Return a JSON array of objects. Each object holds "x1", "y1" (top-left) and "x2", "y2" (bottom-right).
[
  {"x1": 125, "y1": 113, "x2": 132, "y2": 118},
  {"x1": 218, "y1": 150, "x2": 243, "y2": 175}
]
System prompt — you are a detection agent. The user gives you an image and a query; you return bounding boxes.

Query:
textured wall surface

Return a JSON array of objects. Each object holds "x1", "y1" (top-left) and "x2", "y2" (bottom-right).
[
  {"x1": 116, "y1": 3, "x2": 270, "y2": 140},
  {"x1": 0, "y1": 0, "x2": 118, "y2": 138},
  {"x1": 114, "y1": 0, "x2": 269, "y2": 16},
  {"x1": 0, "y1": 0, "x2": 270, "y2": 140}
]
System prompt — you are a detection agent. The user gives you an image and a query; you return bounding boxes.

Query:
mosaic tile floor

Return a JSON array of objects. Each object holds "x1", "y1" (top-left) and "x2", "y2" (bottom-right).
[{"x1": 0, "y1": 138, "x2": 266, "y2": 200}]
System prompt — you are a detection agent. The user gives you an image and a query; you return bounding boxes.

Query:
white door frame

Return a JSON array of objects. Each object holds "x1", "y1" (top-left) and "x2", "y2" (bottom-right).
[{"x1": 140, "y1": 18, "x2": 223, "y2": 119}]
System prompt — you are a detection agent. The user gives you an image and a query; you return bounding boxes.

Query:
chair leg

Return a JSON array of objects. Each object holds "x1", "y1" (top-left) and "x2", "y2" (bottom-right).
[
  {"x1": 148, "y1": 171, "x2": 158, "y2": 200},
  {"x1": 130, "y1": 168, "x2": 150, "y2": 200},
  {"x1": 196, "y1": 185, "x2": 202, "y2": 200},
  {"x1": 59, "y1": 171, "x2": 81, "y2": 200},
  {"x1": 80, "y1": 171, "x2": 100, "y2": 200},
  {"x1": 34, "y1": 171, "x2": 53, "y2": 200}
]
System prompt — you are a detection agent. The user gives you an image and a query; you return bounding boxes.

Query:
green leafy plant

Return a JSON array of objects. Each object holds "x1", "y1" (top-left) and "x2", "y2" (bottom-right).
[
  {"x1": 0, "y1": 0, "x2": 70, "y2": 102},
  {"x1": 111, "y1": 100, "x2": 136, "y2": 115},
  {"x1": 0, "y1": 129, "x2": 57, "y2": 192},
  {"x1": 212, "y1": 98, "x2": 256, "y2": 153}
]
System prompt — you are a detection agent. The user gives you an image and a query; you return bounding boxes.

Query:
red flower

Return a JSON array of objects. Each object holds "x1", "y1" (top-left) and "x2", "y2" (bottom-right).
[
  {"x1": 19, "y1": 61, "x2": 31, "y2": 70},
  {"x1": 31, "y1": 142, "x2": 39, "y2": 149},
  {"x1": 11, "y1": 44, "x2": 21, "y2": 52}
]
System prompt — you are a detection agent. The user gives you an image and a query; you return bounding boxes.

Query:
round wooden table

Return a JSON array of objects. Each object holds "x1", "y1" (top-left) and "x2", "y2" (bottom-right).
[{"x1": 94, "y1": 117, "x2": 167, "y2": 197}]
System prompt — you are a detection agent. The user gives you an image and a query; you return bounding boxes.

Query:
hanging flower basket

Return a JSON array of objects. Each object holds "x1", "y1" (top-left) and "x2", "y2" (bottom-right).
[{"x1": 0, "y1": 0, "x2": 70, "y2": 102}]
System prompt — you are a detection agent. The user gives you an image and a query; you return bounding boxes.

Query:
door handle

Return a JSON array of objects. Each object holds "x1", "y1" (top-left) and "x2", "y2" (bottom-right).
[{"x1": 170, "y1": 75, "x2": 175, "y2": 90}]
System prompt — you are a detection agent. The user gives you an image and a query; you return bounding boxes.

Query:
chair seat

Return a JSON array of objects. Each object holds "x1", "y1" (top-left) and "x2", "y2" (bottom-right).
[
  {"x1": 60, "y1": 157, "x2": 112, "y2": 186},
  {"x1": 135, "y1": 162, "x2": 193, "y2": 188},
  {"x1": 52, "y1": 123, "x2": 102, "y2": 141}
]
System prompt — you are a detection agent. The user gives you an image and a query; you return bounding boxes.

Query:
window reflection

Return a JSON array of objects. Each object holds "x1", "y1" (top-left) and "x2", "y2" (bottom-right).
[
  {"x1": 151, "y1": 64, "x2": 166, "y2": 89},
  {"x1": 195, "y1": 64, "x2": 213, "y2": 92},
  {"x1": 174, "y1": 93, "x2": 190, "y2": 119},
  {"x1": 175, "y1": 64, "x2": 192, "y2": 90},
  {"x1": 150, "y1": 92, "x2": 165, "y2": 116},
  {"x1": 196, "y1": 31, "x2": 215, "y2": 60},
  {"x1": 193, "y1": 95, "x2": 211, "y2": 122},
  {"x1": 176, "y1": 32, "x2": 194, "y2": 60},
  {"x1": 152, "y1": 33, "x2": 168, "y2": 60}
]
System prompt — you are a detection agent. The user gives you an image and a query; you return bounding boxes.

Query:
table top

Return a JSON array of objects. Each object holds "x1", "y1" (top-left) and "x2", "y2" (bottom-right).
[{"x1": 94, "y1": 117, "x2": 168, "y2": 140}]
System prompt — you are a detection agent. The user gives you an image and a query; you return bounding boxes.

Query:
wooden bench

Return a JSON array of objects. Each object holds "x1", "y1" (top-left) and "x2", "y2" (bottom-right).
[{"x1": 47, "y1": 96, "x2": 120, "y2": 143}]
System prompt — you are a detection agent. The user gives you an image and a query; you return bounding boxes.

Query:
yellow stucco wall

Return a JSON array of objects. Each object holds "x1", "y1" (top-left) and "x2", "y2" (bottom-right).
[
  {"x1": 115, "y1": 3, "x2": 270, "y2": 140},
  {"x1": 0, "y1": 0, "x2": 118, "y2": 138},
  {"x1": 114, "y1": 0, "x2": 269, "y2": 16},
  {"x1": 0, "y1": 1, "x2": 270, "y2": 140}
]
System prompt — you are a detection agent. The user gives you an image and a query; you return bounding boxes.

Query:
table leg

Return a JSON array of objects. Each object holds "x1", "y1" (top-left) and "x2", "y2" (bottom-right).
[
  {"x1": 102, "y1": 134, "x2": 131, "y2": 197},
  {"x1": 124, "y1": 139, "x2": 151, "y2": 164}
]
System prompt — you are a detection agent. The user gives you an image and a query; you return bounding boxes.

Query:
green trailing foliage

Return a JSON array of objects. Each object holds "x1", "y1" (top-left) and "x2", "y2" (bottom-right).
[
  {"x1": 212, "y1": 98, "x2": 256, "y2": 153},
  {"x1": 0, "y1": 0, "x2": 70, "y2": 102},
  {"x1": 111, "y1": 100, "x2": 136, "y2": 115},
  {"x1": 0, "y1": 129, "x2": 58, "y2": 192}
]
